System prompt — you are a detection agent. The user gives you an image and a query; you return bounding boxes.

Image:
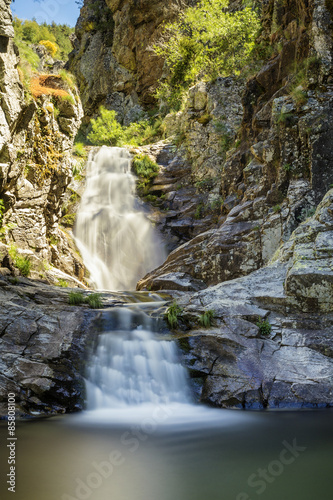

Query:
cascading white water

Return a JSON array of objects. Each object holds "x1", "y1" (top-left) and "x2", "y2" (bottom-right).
[
  {"x1": 75, "y1": 146, "x2": 192, "y2": 416},
  {"x1": 74, "y1": 146, "x2": 166, "y2": 290},
  {"x1": 85, "y1": 308, "x2": 191, "y2": 409}
]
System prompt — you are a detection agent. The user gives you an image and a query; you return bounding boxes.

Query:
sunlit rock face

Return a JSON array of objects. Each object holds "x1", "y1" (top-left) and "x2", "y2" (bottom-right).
[{"x1": 68, "y1": 0, "x2": 190, "y2": 123}]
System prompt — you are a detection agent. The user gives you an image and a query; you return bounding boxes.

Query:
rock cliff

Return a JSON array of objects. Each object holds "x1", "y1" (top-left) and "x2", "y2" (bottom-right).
[
  {"x1": 68, "y1": 0, "x2": 190, "y2": 123},
  {"x1": 0, "y1": 1, "x2": 85, "y2": 285}
]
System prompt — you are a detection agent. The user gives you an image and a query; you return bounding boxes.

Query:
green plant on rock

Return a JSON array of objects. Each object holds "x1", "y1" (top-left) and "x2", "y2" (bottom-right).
[
  {"x1": 132, "y1": 155, "x2": 159, "y2": 195},
  {"x1": 8, "y1": 245, "x2": 31, "y2": 277},
  {"x1": 87, "y1": 107, "x2": 164, "y2": 147},
  {"x1": 210, "y1": 197, "x2": 224, "y2": 212},
  {"x1": 272, "y1": 204, "x2": 281, "y2": 213},
  {"x1": 283, "y1": 163, "x2": 292, "y2": 172},
  {"x1": 276, "y1": 111, "x2": 295, "y2": 125},
  {"x1": 61, "y1": 213, "x2": 77, "y2": 227},
  {"x1": 256, "y1": 318, "x2": 271, "y2": 336},
  {"x1": 57, "y1": 278, "x2": 69, "y2": 287},
  {"x1": 85, "y1": 293, "x2": 103, "y2": 309},
  {"x1": 194, "y1": 203, "x2": 205, "y2": 220},
  {"x1": 68, "y1": 291, "x2": 85, "y2": 305},
  {"x1": 198, "y1": 309, "x2": 215, "y2": 328},
  {"x1": 165, "y1": 302, "x2": 183, "y2": 329},
  {"x1": 68, "y1": 291, "x2": 103, "y2": 308},
  {"x1": 73, "y1": 142, "x2": 87, "y2": 158},
  {"x1": 59, "y1": 70, "x2": 76, "y2": 90}
]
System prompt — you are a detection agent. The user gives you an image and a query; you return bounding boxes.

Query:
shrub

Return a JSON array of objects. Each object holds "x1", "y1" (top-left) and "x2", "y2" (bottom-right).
[
  {"x1": 165, "y1": 302, "x2": 183, "y2": 329},
  {"x1": 87, "y1": 108, "x2": 125, "y2": 146},
  {"x1": 198, "y1": 309, "x2": 215, "y2": 328},
  {"x1": 39, "y1": 40, "x2": 58, "y2": 57},
  {"x1": 30, "y1": 75, "x2": 69, "y2": 99},
  {"x1": 87, "y1": 107, "x2": 165, "y2": 147},
  {"x1": 8, "y1": 245, "x2": 31, "y2": 277},
  {"x1": 132, "y1": 155, "x2": 159, "y2": 180},
  {"x1": 256, "y1": 318, "x2": 272, "y2": 336},
  {"x1": 154, "y1": 0, "x2": 260, "y2": 108},
  {"x1": 13, "y1": 18, "x2": 74, "y2": 60}
]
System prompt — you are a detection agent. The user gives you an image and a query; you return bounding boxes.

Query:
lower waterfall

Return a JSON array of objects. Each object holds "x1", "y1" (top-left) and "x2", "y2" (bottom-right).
[
  {"x1": 74, "y1": 146, "x2": 166, "y2": 290},
  {"x1": 85, "y1": 307, "x2": 191, "y2": 410}
]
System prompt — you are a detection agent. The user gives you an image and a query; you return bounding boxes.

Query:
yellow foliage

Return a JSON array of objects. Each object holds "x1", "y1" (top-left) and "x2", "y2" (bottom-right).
[{"x1": 39, "y1": 39, "x2": 58, "y2": 57}]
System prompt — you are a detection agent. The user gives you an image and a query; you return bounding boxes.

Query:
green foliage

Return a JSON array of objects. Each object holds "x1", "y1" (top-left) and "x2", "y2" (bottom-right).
[
  {"x1": 194, "y1": 203, "x2": 205, "y2": 219},
  {"x1": 8, "y1": 245, "x2": 31, "y2": 277},
  {"x1": 61, "y1": 213, "x2": 77, "y2": 227},
  {"x1": 57, "y1": 279, "x2": 69, "y2": 287},
  {"x1": 85, "y1": 293, "x2": 103, "y2": 309},
  {"x1": 154, "y1": 0, "x2": 260, "y2": 109},
  {"x1": 165, "y1": 302, "x2": 183, "y2": 329},
  {"x1": 256, "y1": 318, "x2": 272, "y2": 336},
  {"x1": 198, "y1": 309, "x2": 215, "y2": 328},
  {"x1": 68, "y1": 291, "x2": 103, "y2": 308},
  {"x1": 87, "y1": 108, "x2": 124, "y2": 146},
  {"x1": 290, "y1": 86, "x2": 307, "y2": 107},
  {"x1": 8, "y1": 277, "x2": 19, "y2": 285},
  {"x1": 300, "y1": 207, "x2": 316, "y2": 221},
  {"x1": 73, "y1": 142, "x2": 87, "y2": 158},
  {"x1": 68, "y1": 291, "x2": 85, "y2": 305},
  {"x1": 276, "y1": 111, "x2": 295, "y2": 125},
  {"x1": 13, "y1": 17, "x2": 74, "y2": 60},
  {"x1": 132, "y1": 155, "x2": 159, "y2": 180},
  {"x1": 87, "y1": 107, "x2": 164, "y2": 147},
  {"x1": 272, "y1": 204, "x2": 281, "y2": 213},
  {"x1": 283, "y1": 163, "x2": 292, "y2": 172},
  {"x1": 210, "y1": 196, "x2": 224, "y2": 212},
  {"x1": 59, "y1": 70, "x2": 76, "y2": 90}
]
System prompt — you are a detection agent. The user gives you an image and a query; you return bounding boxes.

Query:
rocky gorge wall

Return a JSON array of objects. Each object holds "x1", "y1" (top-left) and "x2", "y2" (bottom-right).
[
  {"x1": 0, "y1": 0, "x2": 85, "y2": 286},
  {"x1": 137, "y1": 0, "x2": 333, "y2": 293},
  {"x1": 68, "y1": 0, "x2": 192, "y2": 124}
]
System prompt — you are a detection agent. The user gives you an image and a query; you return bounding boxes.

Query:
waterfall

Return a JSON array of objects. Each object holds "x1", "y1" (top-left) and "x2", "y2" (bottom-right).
[
  {"x1": 85, "y1": 307, "x2": 191, "y2": 410},
  {"x1": 74, "y1": 146, "x2": 191, "y2": 416},
  {"x1": 74, "y1": 146, "x2": 166, "y2": 290}
]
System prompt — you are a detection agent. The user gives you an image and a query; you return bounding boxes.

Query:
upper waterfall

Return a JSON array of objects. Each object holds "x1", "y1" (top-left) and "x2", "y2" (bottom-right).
[{"x1": 74, "y1": 146, "x2": 166, "y2": 290}]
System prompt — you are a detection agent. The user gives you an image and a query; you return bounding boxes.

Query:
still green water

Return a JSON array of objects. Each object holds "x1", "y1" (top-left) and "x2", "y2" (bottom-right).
[{"x1": 0, "y1": 408, "x2": 332, "y2": 500}]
